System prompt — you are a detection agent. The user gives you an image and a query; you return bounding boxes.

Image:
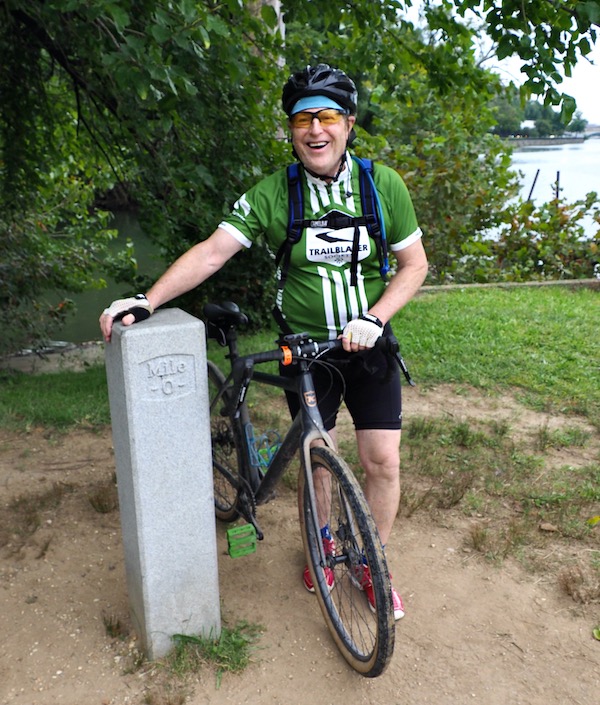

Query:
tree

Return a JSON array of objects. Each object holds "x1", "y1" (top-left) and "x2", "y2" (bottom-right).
[
  {"x1": 436, "y1": 0, "x2": 600, "y2": 120},
  {"x1": 489, "y1": 88, "x2": 525, "y2": 137},
  {"x1": 356, "y1": 71, "x2": 520, "y2": 283},
  {"x1": 0, "y1": 0, "x2": 286, "y2": 352},
  {"x1": 568, "y1": 111, "x2": 588, "y2": 134}
]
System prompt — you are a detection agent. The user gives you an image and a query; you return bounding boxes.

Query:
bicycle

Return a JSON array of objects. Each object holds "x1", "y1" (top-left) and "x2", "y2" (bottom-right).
[{"x1": 203, "y1": 301, "x2": 414, "y2": 678}]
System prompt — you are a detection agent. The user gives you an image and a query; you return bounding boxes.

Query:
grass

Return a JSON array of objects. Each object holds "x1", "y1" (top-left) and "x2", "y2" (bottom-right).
[
  {"x1": 401, "y1": 413, "x2": 600, "y2": 542},
  {"x1": 0, "y1": 364, "x2": 110, "y2": 429},
  {"x1": 0, "y1": 482, "x2": 74, "y2": 555},
  {"x1": 137, "y1": 621, "x2": 263, "y2": 703},
  {"x1": 399, "y1": 285, "x2": 600, "y2": 422},
  {"x1": 1, "y1": 285, "x2": 598, "y2": 430},
  {"x1": 99, "y1": 611, "x2": 262, "y2": 702},
  {"x1": 168, "y1": 621, "x2": 262, "y2": 685}
]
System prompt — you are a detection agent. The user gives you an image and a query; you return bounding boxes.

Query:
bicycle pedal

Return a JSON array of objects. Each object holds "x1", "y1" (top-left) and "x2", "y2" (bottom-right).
[{"x1": 227, "y1": 524, "x2": 257, "y2": 558}]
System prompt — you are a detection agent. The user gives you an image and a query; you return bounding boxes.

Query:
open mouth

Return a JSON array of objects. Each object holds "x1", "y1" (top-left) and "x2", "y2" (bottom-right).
[{"x1": 307, "y1": 141, "x2": 328, "y2": 150}]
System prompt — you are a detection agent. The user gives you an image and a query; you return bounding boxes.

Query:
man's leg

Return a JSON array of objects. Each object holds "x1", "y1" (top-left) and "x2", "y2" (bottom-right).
[
  {"x1": 355, "y1": 428, "x2": 401, "y2": 547},
  {"x1": 355, "y1": 427, "x2": 404, "y2": 618}
]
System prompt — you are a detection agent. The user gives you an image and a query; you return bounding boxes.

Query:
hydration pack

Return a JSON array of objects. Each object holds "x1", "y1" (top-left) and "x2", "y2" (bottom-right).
[{"x1": 275, "y1": 156, "x2": 390, "y2": 292}]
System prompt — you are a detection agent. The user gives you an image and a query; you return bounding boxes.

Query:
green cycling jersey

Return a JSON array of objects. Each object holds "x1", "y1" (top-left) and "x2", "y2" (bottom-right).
[{"x1": 219, "y1": 152, "x2": 422, "y2": 339}]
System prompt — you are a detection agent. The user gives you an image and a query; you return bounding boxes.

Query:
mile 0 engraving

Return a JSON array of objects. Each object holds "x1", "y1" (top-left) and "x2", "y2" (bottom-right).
[{"x1": 140, "y1": 354, "x2": 196, "y2": 400}]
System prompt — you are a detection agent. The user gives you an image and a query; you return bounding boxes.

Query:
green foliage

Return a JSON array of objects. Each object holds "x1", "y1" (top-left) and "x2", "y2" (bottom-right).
[
  {"x1": 1, "y1": 0, "x2": 288, "y2": 345},
  {"x1": 490, "y1": 194, "x2": 600, "y2": 281},
  {"x1": 169, "y1": 622, "x2": 262, "y2": 686},
  {"x1": 490, "y1": 89, "x2": 525, "y2": 138},
  {"x1": 449, "y1": 190, "x2": 600, "y2": 284},
  {"x1": 446, "y1": 0, "x2": 600, "y2": 120},
  {"x1": 568, "y1": 112, "x2": 589, "y2": 134},
  {"x1": 355, "y1": 68, "x2": 519, "y2": 283},
  {"x1": 490, "y1": 89, "x2": 582, "y2": 138},
  {"x1": 0, "y1": 91, "x2": 124, "y2": 353}
]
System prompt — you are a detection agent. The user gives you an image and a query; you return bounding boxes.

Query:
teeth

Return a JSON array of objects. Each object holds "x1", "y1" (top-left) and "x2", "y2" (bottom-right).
[{"x1": 308, "y1": 142, "x2": 327, "y2": 148}]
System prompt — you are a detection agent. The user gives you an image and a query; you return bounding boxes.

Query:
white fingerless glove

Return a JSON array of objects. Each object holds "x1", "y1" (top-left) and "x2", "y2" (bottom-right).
[
  {"x1": 103, "y1": 294, "x2": 154, "y2": 322},
  {"x1": 342, "y1": 313, "x2": 384, "y2": 348}
]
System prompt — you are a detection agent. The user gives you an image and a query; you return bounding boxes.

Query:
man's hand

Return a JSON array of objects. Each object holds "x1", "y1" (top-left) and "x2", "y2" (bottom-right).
[
  {"x1": 341, "y1": 313, "x2": 384, "y2": 351},
  {"x1": 99, "y1": 294, "x2": 153, "y2": 342}
]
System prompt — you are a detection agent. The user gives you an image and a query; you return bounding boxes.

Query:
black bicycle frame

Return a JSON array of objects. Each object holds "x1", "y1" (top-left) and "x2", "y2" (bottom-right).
[{"x1": 225, "y1": 353, "x2": 335, "y2": 547}]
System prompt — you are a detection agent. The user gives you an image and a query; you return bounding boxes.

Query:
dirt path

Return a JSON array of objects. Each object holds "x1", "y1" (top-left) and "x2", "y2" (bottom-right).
[{"x1": 1, "y1": 385, "x2": 599, "y2": 705}]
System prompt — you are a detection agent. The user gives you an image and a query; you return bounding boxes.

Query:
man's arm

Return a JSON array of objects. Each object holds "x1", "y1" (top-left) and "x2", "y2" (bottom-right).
[
  {"x1": 368, "y1": 238, "x2": 428, "y2": 325},
  {"x1": 341, "y1": 238, "x2": 428, "y2": 352},
  {"x1": 100, "y1": 227, "x2": 244, "y2": 342}
]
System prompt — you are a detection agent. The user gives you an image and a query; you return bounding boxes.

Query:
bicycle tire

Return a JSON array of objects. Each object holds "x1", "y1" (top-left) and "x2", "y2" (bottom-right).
[
  {"x1": 299, "y1": 446, "x2": 395, "y2": 677},
  {"x1": 207, "y1": 361, "x2": 241, "y2": 522}
]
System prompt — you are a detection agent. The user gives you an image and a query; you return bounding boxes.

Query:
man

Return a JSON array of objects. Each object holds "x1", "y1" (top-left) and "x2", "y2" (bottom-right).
[{"x1": 100, "y1": 64, "x2": 428, "y2": 620}]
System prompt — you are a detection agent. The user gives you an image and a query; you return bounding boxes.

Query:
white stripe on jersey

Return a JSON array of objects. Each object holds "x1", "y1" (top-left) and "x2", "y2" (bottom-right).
[
  {"x1": 331, "y1": 269, "x2": 347, "y2": 331},
  {"x1": 308, "y1": 181, "x2": 329, "y2": 211},
  {"x1": 306, "y1": 157, "x2": 355, "y2": 214},
  {"x1": 317, "y1": 263, "x2": 369, "y2": 337},
  {"x1": 317, "y1": 266, "x2": 337, "y2": 340},
  {"x1": 345, "y1": 264, "x2": 369, "y2": 318}
]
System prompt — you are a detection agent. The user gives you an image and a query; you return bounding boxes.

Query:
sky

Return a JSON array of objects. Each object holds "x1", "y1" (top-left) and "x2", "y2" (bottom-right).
[{"x1": 553, "y1": 50, "x2": 600, "y2": 125}]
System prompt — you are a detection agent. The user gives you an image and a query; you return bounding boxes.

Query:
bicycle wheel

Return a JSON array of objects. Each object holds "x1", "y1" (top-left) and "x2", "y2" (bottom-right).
[
  {"x1": 207, "y1": 361, "x2": 241, "y2": 521},
  {"x1": 299, "y1": 445, "x2": 395, "y2": 677}
]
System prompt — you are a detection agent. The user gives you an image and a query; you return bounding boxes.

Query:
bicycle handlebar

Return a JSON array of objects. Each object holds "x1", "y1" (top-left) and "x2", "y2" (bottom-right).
[
  {"x1": 203, "y1": 301, "x2": 414, "y2": 386},
  {"x1": 238, "y1": 335, "x2": 415, "y2": 386}
]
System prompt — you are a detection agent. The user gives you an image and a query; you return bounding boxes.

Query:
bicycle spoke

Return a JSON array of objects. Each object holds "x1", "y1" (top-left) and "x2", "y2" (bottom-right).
[
  {"x1": 207, "y1": 362, "x2": 241, "y2": 521},
  {"x1": 300, "y1": 446, "x2": 395, "y2": 677}
]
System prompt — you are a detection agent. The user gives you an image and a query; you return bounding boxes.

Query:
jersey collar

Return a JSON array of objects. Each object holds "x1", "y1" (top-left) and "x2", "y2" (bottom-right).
[{"x1": 303, "y1": 151, "x2": 353, "y2": 188}]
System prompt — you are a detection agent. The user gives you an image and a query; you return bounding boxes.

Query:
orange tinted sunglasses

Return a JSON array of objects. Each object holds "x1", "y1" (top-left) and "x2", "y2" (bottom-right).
[{"x1": 289, "y1": 108, "x2": 346, "y2": 129}]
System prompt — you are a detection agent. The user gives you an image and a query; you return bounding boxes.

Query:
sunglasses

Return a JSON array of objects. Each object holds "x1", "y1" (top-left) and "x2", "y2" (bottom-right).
[{"x1": 289, "y1": 108, "x2": 346, "y2": 129}]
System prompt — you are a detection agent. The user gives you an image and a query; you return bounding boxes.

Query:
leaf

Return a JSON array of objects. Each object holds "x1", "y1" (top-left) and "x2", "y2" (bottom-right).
[
  {"x1": 560, "y1": 94, "x2": 577, "y2": 124},
  {"x1": 150, "y1": 24, "x2": 172, "y2": 44},
  {"x1": 579, "y1": 1, "x2": 600, "y2": 26},
  {"x1": 496, "y1": 34, "x2": 516, "y2": 61},
  {"x1": 107, "y1": 4, "x2": 130, "y2": 33},
  {"x1": 260, "y1": 4, "x2": 278, "y2": 29},
  {"x1": 587, "y1": 516, "x2": 600, "y2": 527},
  {"x1": 593, "y1": 628, "x2": 600, "y2": 642}
]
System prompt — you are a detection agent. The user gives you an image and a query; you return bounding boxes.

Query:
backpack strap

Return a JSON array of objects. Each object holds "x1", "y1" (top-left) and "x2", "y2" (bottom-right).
[
  {"x1": 274, "y1": 162, "x2": 303, "y2": 282},
  {"x1": 272, "y1": 163, "x2": 304, "y2": 334},
  {"x1": 352, "y1": 156, "x2": 390, "y2": 281}
]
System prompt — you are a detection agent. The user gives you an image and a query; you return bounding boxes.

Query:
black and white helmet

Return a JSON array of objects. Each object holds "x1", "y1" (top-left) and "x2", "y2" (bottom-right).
[{"x1": 282, "y1": 64, "x2": 358, "y2": 116}]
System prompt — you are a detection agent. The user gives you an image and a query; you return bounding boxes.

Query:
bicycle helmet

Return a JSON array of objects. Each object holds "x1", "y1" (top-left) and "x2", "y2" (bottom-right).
[{"x1": 282, "y1": 64, "x2": 358, "y2": 117}]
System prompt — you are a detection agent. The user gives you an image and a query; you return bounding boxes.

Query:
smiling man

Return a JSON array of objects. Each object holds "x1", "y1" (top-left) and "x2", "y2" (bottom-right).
[{"x1": 100, "y1": 64, "x2": 428, "y2": 620}]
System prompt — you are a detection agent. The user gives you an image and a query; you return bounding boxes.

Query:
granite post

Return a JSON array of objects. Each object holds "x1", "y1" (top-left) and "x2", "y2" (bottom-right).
[{"x1": 104, "y1": 308, "x2": 220, "y2": 659}]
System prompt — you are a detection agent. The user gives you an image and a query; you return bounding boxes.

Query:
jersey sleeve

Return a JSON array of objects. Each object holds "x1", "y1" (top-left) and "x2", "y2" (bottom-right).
[
  {"x1": 374, "y1": 164, "x2": 422, "y2": 251},
  {"x1": 218, "y1": 170, "x2": 289, "y2": 250}
]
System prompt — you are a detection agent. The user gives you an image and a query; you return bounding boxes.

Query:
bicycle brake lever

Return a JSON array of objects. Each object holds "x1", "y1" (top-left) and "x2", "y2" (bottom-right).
[
  {"x1": 396, "y1": 351, "x2": 416, "y2": 387},
  {"x1": 379, "y1": 335, "x2": 416, "y2": 387}
]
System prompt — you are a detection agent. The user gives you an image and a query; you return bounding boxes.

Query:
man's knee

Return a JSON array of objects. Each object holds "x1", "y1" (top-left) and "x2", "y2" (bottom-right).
[{"x1": 357, "y1": 429, "x2": 400, "y2": 477}]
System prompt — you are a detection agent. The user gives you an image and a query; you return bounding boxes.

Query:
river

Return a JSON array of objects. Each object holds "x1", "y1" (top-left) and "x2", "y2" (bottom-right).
[
  {"x1": 50, "y1": 210, "x2": 163, "y2": 345},
  {"x1": 511, "y1": 136, "x2": 600, "y2": 222},
  {"x1": 46, "y1": 138, "x2": 600, "y2": 345}
]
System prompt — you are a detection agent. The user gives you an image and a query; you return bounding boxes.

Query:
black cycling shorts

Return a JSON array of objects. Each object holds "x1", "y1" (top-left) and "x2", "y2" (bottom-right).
[{"x1": 280, "y1": 334, "x2": 402, "y2": 432}]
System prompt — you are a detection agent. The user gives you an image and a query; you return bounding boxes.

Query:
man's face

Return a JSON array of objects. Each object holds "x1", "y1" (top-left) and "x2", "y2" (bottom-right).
[{"x1": 290, "y1": 109, "x2": 356, "y2": 179}]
